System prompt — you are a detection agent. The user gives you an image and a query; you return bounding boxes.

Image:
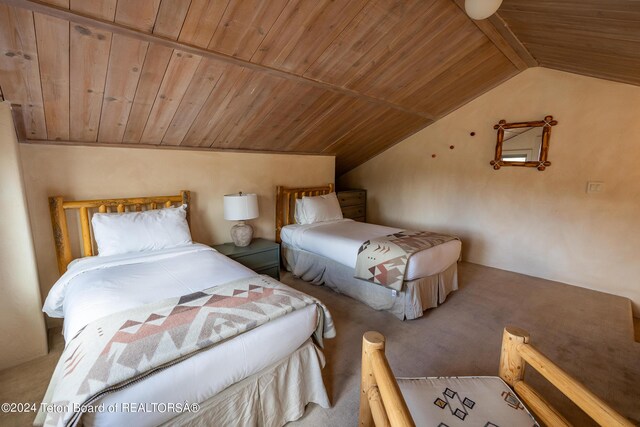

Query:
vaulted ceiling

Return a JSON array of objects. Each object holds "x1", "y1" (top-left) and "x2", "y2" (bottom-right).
[
  {"x1": 0, "y1": 0, "x2": 637, "y2": 174},
  {"x1": 499, "y1": 0, "x2": 640, "y2": 86}
]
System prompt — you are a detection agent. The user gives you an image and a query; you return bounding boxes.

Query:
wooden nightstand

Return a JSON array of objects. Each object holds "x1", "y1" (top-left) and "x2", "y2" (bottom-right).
[{"x1": 212, "y1": 238, "x2": 280, "y2": 280}]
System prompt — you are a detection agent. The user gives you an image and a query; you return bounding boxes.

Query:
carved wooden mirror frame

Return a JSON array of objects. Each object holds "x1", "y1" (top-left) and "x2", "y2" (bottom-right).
[{"x1": 491, "y1": 115, "x2": 558, "y2": 171}]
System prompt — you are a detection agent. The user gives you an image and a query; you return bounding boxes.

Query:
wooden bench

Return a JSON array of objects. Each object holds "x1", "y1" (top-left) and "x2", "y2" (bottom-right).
[{"x1": 358, "y1": 327, "x2": 633, "y2": 427}]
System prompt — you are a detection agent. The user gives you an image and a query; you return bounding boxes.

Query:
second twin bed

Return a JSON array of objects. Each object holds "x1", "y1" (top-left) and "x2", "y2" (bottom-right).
[{"x1": 276, "y1": 184, "x2": 462, "y2": 320}]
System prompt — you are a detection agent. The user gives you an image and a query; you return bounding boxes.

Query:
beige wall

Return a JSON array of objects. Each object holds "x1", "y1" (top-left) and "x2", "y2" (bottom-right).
[
  {"x1": 19, "y1": 143, "x2": 334, "y2": 326},
  {"x1": 341, "y1": 67, "x2": 640, "y2": 313},
  {"x1": 0, "y1": 102, "x2": 48, "y2": 369}
]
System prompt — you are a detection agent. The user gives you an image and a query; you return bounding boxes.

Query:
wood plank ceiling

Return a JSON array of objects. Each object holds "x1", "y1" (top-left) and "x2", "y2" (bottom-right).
[
  {"x1": 6, "y1": 0, "x2": 632, "y2": 174},
  {"x1": 499, "y1": 0, "x2": 640, "y2": 87},
  {"x1": 0, "y1": 0, "x2": 527, "y2": 174}
]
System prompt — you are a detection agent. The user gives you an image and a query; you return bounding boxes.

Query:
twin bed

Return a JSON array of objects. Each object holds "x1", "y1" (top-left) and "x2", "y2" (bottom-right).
[
  {"x1": 39, "y1": 192, "x2": 334, "y2": 427},
  {"x1": 276, "y1": 184, "x2": 462, "y2": 320}
]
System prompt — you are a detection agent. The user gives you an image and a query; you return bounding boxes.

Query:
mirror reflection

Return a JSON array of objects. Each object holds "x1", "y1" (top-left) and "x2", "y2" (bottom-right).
[{"x1": 501, "y1": 127, "x2": 543, "y2": 162}]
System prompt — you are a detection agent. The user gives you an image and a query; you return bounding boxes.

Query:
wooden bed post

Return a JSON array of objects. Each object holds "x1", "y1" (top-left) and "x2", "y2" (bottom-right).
[
  {"x1": 181, "y1": 190, "x2": 191, "y2": 226},
  {"x1": 79, "y1": 207, "x2": 93, "y2": 257},
  {"x1": 275, "y1": 186, "x2": 283, "y2": 243},
  {"x1": 49, "y1": 196, "x2": 72, "y2": 274},
  {"x1": 499, "y1": 326, "x2": 529, "y2": 387},
  {"x1": 360, "y1": 331, "x2": 385, "y2": 427}
]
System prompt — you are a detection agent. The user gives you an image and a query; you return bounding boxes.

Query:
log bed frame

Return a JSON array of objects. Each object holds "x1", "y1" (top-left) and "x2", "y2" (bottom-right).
[
  {"x1": 359, "y1": 327, "x2": 633, "y2": 427},
  {"x1": 275, "y1": 183, "x2": 334, "y2": 243},
  {"x1": 49, "y1": 191, "x2": 190, "y2": 274}
]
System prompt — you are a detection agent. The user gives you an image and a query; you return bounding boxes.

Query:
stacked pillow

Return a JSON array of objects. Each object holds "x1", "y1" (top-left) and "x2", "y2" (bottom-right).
[{"x1": 294, "y1": 192, "x2": 343, "y2": 225}]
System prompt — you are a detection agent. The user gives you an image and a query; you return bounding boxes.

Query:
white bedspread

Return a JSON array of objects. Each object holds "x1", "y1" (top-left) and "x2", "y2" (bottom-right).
[
  {"x1": 281, "y1": 219, "x2": 461, "y2": 280},
  {"x1": 43, "y1": 244, "x2": 317, "y2": 427}
]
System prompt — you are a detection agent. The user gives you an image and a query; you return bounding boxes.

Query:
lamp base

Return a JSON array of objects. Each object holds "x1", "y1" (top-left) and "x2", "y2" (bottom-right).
[{"x1": 230, "y1": 221, "x2": 253, "y2": 247}]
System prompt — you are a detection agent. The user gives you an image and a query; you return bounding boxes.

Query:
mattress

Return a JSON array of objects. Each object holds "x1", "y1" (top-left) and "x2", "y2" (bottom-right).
[
  {"x1": 43, "y1": 244, "x2": 318, "y2": 427},
  {"x1": 280, "y1": 219, "x2": 461, "y2": 280}
]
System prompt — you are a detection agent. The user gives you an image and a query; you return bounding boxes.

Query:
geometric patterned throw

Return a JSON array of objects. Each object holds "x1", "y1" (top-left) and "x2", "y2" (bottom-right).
[
  {"x1": 36, "y1": 275, "x2": 335, "y2": 427},
  {"x1": 355, "y1": 230, "x2": 459, "y2": 291},
  {"x1": 398, "y1": 376, "x2": 539, "y2": 427}
]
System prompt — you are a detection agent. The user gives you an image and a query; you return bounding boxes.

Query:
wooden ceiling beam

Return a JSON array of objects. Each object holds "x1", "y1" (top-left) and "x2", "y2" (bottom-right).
[
  {"x1": 21, "y1": 139, "x2": 336, "y2": 157},
  {"x1": 0, "y1": 0, "x2": 435, "y2": 120},
  {"x1": 488, "y1": 13, "x2": 538, "y2": 68},
  {"x1": 451, "y1": 0, "x2": 537, "y2": 70}
]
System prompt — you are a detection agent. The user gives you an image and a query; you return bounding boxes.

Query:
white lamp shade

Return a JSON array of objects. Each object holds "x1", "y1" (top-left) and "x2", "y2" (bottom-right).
[
  {"x1": 223, "y1": 193, "x2": 259, "y2": 221},
  {"x1": 464, "y1": 0, "x2": 503, "y2": 20}
]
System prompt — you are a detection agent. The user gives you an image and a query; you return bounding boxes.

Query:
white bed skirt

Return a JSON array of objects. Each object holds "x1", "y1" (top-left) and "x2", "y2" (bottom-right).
[
  {"x1": 282, "y1": 244, "x2": 458, "y2": 320},
  {"x1": 158, "y1": 339, "x2": 330, "y2": 427}
]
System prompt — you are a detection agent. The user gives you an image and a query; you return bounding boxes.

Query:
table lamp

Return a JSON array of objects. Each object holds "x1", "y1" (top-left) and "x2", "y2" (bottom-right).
[{"x1": 223, "y1": 192, "x2": 259, "y2": 247}]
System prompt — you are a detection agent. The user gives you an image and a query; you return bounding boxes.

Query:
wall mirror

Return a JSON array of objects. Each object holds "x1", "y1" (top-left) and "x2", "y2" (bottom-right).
[{"x1": 490, "y1": 115, "x2": 558, "y2": 171}]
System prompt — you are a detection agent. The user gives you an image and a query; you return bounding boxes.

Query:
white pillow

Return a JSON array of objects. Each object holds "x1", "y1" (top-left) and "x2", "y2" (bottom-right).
[
  {"x1": 294, "y1": 199, "x2": 307, "y2": 224},
  {"x1": 298, "y1": 192, "x2": 343, "y2": 224},
  {"x1": 91, "y1": 205, "x2": 192, "y2": 256}
]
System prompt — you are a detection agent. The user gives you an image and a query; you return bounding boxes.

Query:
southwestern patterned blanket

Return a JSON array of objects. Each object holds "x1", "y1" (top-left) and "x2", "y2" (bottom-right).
[
  {"x1": 36, "y1": 275, "x2": 335, "y2": 427},
  {"x1": 355, "y1": 230, "x2": 459, "y2": 291}
]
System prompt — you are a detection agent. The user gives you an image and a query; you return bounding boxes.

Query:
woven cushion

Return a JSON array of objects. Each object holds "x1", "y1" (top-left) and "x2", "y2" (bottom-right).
[{"x1": 397, "y1": 376, "x2": 539, "y2": 427}]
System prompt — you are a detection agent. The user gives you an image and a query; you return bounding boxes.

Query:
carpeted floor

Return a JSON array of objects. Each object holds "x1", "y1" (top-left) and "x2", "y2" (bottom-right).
[
  {"x1": 283, "y1": 262, "x2": 639, "y2": 427},
  {"x1": 1, "y1": 262, "x2": 638, "y2": 426}
]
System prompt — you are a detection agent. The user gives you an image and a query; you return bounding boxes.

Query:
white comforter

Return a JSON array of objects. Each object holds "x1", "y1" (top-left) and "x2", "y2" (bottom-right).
[
  {"x1": 281, "y1": 219, "x2": 461, "y2": 280},
  {"x1": 43, "y1": 244, "x2": 317, "y2": 427}
]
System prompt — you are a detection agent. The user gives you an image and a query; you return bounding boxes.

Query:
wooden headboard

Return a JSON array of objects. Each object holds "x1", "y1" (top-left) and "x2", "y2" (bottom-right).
[
  {"x1": 49, "y1": 191, "x2": 190, "y2": 274},
  {"x1": 275, "y1": 184, "x2": 334, "y2": 243}
]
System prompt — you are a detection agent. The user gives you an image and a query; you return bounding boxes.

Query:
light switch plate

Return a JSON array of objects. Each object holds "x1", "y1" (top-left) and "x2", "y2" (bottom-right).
[{"x1": 586, "y1": 181, "x2": 604, "y2": 194}]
